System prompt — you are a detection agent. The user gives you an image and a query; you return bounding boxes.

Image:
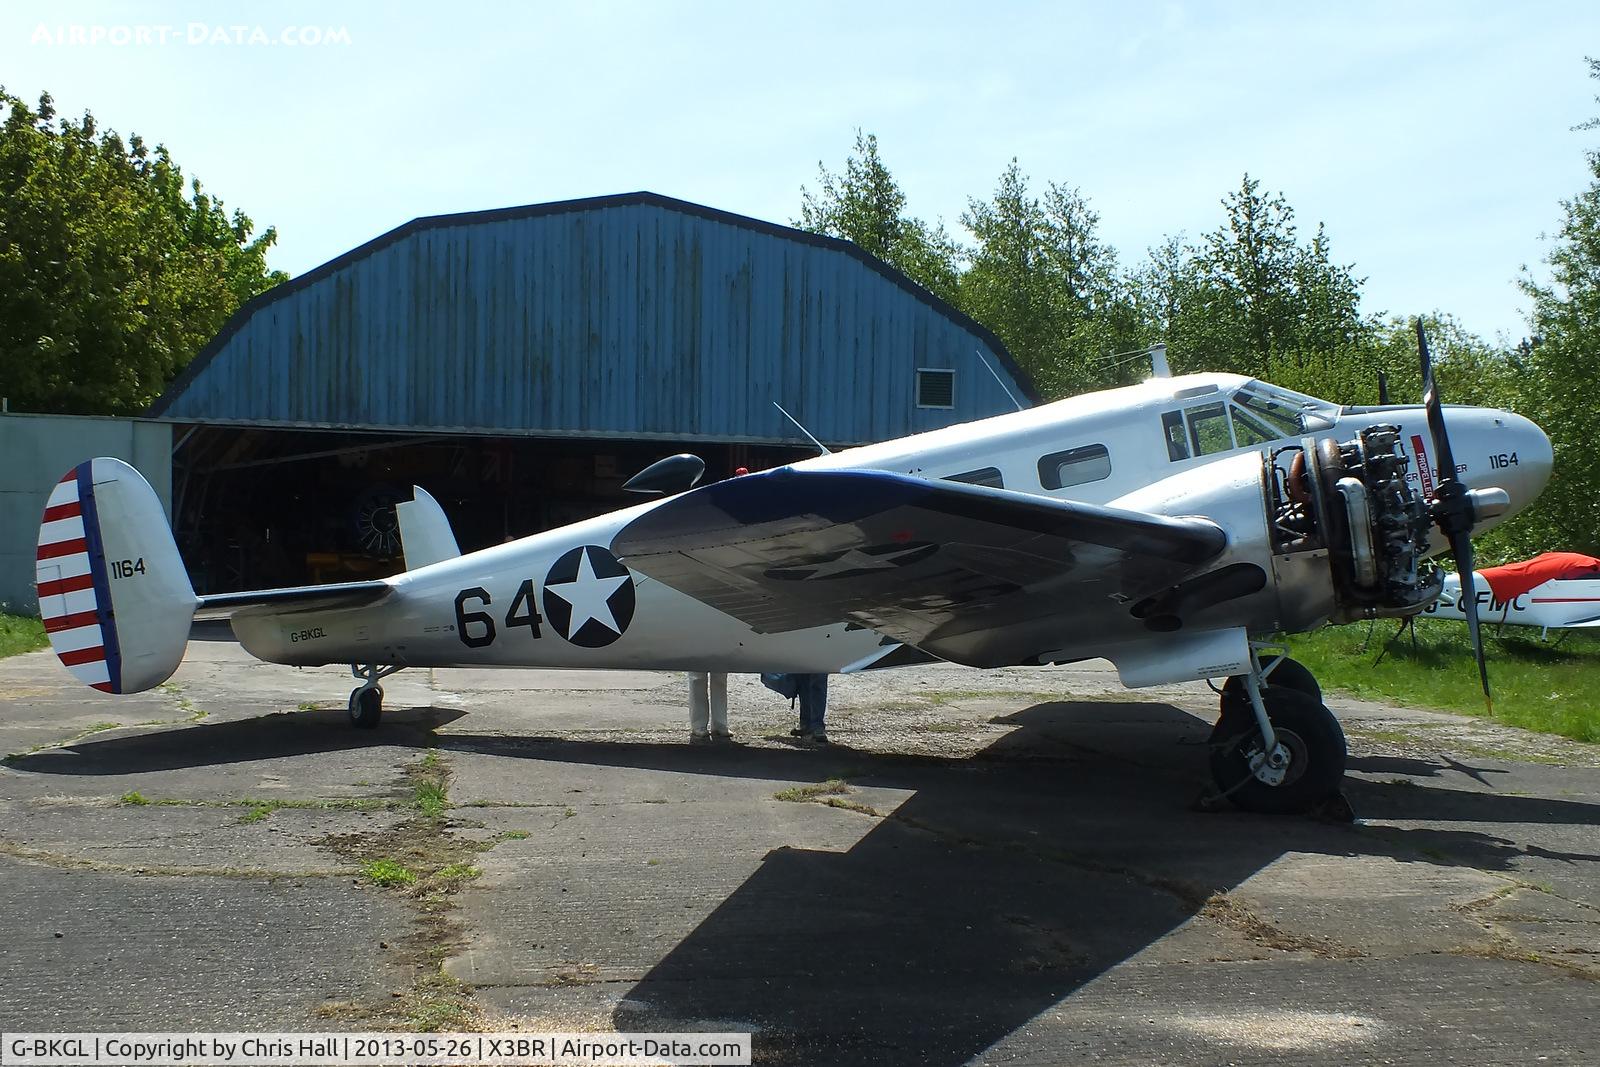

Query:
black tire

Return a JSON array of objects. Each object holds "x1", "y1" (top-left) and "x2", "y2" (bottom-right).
[
  {"x1": 1209, "y1": 685, "x2": 1347, "y2": 814},
  {"x1": 349, "y1": 685, "x2": 383, "y2": 729},
  {"x1": 1221, "y1": 657, "x2": 1321, "y2": 705},
  {"x1": 1214, "y1": 657, "x2": 1321, "y2": 738}
]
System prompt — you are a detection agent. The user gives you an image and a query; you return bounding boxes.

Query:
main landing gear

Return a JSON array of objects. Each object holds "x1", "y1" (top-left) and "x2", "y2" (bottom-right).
[
  {"x1": 1207, "y1": 644, "x2": 1348, "y2": 816},
  {"x1": 348, "y1": 663, "x2": 404, "y2": 729}
]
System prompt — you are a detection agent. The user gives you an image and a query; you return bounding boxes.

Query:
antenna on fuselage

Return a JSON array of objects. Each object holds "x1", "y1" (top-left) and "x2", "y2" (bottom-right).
[
  {"x1": 973, "y1": 347, "x2": 1027, "y2": 412},
  {"x1": 772, "y1": 401, "x2": 832, "y2": 456},
  {"x1": 1148, "y1": 343, "x2": 1171, "y2": 378},
  {"x1": 1097, "y1": 343, "x2": 1172, "y2": 380}
]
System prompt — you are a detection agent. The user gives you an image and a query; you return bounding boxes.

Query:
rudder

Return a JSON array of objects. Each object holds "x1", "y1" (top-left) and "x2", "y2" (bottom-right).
[{"x1": 35, "y1": 459, "x2": 197, "y2": 693}]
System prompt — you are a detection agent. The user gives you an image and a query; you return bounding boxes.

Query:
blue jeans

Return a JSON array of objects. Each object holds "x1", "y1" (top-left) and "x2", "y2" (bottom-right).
[{"x1": 795, "y1": 674, "x2": 828, "y2": 734}]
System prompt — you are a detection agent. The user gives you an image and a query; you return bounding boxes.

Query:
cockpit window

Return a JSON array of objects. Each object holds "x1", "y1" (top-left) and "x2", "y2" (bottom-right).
[
  {"x1": 1230, "y1": 406, "x2": 1278, "y2": 446},
  {"x1": 1162, "y1": 411, "x2": 1189, "y2": 461},
  {"x1": 1187, "y1": 402, "x2": 1234, "y2": 456},
  {"x1": 1235, "y1": 382, "x2": 1338, "y2": 435}
]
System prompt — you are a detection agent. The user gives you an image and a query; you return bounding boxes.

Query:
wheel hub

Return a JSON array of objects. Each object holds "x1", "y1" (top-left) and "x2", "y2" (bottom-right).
[{"x1": 1245, "y1": 727, "x2": 1307, "y2": 787}]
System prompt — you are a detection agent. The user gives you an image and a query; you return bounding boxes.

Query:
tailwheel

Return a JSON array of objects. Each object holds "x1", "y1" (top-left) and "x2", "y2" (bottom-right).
[
  {"x1": 347, "y1": 663, "x2": 403, "y2": 729},
  {"x1": 1210, "y1": 685, "x2": 1347, "y2": 814},
  {"x1": 349, "y1": 685, "x2": 383, "y2": 729}
]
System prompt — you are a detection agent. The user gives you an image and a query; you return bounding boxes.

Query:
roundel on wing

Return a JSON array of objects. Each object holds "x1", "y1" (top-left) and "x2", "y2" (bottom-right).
[{"x1": 542, "y1": 545, "x2": 636, "y2": 648}]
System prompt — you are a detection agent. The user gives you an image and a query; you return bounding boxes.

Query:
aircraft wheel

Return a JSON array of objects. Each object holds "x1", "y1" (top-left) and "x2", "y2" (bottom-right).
[
  {"x1": 1215, "y1": 657, "x2": 1321, "y2": 737},
  {"x1": 349, "y1": 685, "x2": 383, "y2": 729},
  {"x1": 1210, "y1": 685, "x2": 1346, "y2": 815}
]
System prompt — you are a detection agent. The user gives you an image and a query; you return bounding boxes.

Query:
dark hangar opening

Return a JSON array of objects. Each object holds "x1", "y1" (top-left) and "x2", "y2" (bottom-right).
[
  {"x1": 171, "y1": 427, "x2": 810, "y2": 590},
  {"x1": 150, "y1": 192, "x2": 1034, "y2": 594}
]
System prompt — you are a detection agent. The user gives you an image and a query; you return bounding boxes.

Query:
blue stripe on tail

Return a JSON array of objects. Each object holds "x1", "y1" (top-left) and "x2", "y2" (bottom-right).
[{"x1": 75, "y1": 462, "x2": 123, "y2": 694}]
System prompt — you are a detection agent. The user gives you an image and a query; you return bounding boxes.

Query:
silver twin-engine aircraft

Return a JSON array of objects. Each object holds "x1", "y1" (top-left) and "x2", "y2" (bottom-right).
[{"x1": 33, "y1": 327, "x2": 1551, "y2": 813}]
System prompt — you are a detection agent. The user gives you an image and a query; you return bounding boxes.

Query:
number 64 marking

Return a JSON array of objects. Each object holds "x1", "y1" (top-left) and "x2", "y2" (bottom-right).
[{"x1": 454, "y1": 580, "x2": 542, "y2": 649}]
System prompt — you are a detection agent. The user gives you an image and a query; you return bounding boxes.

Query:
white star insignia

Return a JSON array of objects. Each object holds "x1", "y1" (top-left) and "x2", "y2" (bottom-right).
[{"x1": 546, "y1": 548, "x2": 631, "y2": 636}]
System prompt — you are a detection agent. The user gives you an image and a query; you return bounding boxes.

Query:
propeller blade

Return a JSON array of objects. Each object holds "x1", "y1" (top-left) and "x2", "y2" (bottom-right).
[
  {"x1": 1415, "y1": 317, "x2": 1493, "y2": 715},
  {"x1": 1415, "y1": 319, "x2": 1458, "y2": 481},
  {"x1": 1451, "y1": 533, "x2": 1494, "y2": 715}
]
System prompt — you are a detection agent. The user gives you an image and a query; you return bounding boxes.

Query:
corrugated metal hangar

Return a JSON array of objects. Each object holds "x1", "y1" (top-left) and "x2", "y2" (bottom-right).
[{"x1": 124, "y1": 192, "x2": 1032, "y2": 593}]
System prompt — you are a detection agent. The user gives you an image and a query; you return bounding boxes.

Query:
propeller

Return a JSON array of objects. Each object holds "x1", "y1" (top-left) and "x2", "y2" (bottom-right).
[{"x1": 1415, "y1": 319, "x2": 1493, "y2": 714}]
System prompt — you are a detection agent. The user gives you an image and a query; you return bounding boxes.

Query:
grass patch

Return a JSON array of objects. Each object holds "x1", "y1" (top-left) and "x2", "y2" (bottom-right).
[
  {"x1": 409, "y1": 750, "x2": 450, "y2": 818},
  {"x1": 117, "y1": 794, "x2": 395, "y2": 815},
  {"x1": 120, "y1": 791, "x2": 150, "y2": 806},
  {"x1": 496, "y1": 829, "x2": 530, "y2": 841},
  {"x1": 435, "y1": 863, "x2": 481, "y2": 882},
  {"x1": 1289, "y1": 618, "x2": 1600, "y2": 743},
  {"x1": 413, "y1": 781, "x2": 449, "y2": 818},
  {"x1": 0, "y1": 613, "x2": 47, "y2": 659},
  {"x1": 773, "y1": 778, "x2": 850, "y2": 802},
  {"x1": 3, "y1": 721, "x2": 124, "y2": 763},
  {"x1": 362, "y1": 858, "x2": 418, "y2": 886}
]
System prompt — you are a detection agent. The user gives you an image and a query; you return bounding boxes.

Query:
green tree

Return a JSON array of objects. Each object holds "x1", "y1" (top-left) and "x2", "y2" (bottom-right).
[
  {"x1": 960, "y1": 159, "x2": 1141, "y2": 396},
  {"x1": 1142, "y1": 175, "x2": 1372, "y2": 381},
  {"x1": 796, "y1": 130, "x2": 961, "y2": 305},
  {"x1": 1512, "y1": 58, "x2": 1600, "y2": 557},
  {"x1": 0, "y1": 88, "x2": 286, "y2": 415}
]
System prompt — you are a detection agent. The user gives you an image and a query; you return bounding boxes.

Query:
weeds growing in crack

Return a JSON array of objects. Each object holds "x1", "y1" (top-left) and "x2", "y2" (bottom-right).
[
  {"x1": 313, "y1": 749, "x2": 510, "y2": 1031},
  {"x1": 773, "y1": 779, "x2": 850, "y2": 803}
]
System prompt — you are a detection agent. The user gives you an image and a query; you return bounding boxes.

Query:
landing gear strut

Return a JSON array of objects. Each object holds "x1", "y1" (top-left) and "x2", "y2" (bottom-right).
[
  {"x1": 1209, "y1": 644, "x2": 1347, "y2": 815},
  {"x1": 1213, "y1": 648, "x2": 1320, "y2": 739},
  {"x1": 348, "y1": 663, "x2": 404, "y2": 729}
]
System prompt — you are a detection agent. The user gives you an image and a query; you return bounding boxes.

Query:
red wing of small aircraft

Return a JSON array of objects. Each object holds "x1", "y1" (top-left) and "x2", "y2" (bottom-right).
[{"x1": 612, "y1": 467, "x2": 1227, "y2": 669}]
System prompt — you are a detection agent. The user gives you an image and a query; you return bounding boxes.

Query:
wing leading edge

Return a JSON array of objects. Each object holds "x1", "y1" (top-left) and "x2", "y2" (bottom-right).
[{"x1": 612, "y1": 467, "x2": 1227, "y2": 668}]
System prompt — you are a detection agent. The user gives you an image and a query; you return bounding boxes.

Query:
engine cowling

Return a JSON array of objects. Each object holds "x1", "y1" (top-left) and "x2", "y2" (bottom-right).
[{"x1": 1274, "y1": 425, "x2": 1442, "y2": 623}]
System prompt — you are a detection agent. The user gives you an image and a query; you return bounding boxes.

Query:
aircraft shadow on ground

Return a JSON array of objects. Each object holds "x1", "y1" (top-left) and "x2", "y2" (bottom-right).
[{"x1": 9, "y1": 700, "x2": 1599, "y2": 1064}]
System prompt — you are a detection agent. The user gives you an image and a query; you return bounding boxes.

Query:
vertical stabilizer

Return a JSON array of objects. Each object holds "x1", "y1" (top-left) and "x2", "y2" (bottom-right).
[
  {"x1": 35, "y1": 459, "x2": 197, "y2": 693},
  {"x1": 397, "y1": 486, "x2": 461, "y2": 570}
]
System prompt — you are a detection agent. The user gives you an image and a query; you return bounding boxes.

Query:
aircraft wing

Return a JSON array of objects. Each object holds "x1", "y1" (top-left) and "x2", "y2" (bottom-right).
[{"x1": 612, "y1": 467, "x2": 1227, "y2": 668}]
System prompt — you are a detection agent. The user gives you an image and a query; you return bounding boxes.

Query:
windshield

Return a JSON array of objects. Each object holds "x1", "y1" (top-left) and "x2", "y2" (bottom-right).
[{"x1": 1233, "y1": 381, "x2": 1338, "y2": 436}]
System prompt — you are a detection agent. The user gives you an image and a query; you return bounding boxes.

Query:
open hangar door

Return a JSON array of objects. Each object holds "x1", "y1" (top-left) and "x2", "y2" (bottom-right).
[{"x1": 170, "y1": 425, "x2": 810, "y2": 593}]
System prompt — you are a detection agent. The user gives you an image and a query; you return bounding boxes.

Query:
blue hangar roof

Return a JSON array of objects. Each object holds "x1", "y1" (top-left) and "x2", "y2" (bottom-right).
[{"x1": 150, "y1": 191, "x2": 1037, "y2": 445}]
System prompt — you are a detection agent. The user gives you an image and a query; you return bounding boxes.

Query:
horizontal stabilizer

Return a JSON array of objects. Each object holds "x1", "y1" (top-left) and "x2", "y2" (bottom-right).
[{"x1": 196, "y1": 581, "x2": 393, "y2": 620}]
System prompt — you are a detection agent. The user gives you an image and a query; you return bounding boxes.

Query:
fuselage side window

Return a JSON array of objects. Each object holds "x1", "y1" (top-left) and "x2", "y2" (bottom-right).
[
  {"x1": 1187, "y1": 401, "x2": 1235, "y2": 456},
  {"x1": 1039, "y1": 444, "x2": 1111, "y2": 490},
  {"x1": 947, "y1": 466, "x2": 1004, "y2": 489},
  {"x1": 1162, "y1": 411, "x2": 1189, "y2": 461}
]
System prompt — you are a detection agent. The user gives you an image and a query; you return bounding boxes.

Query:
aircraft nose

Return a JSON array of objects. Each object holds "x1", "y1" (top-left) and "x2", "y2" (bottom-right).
[{"x1": 1484, "y1": 410, "x2": 1553, "y2": 517}]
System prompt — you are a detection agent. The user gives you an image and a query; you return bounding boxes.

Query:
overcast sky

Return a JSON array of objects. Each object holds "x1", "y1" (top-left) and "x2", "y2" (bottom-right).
[{"x1": 5, "y1": 1, "x2": 1598, "y2": 345}]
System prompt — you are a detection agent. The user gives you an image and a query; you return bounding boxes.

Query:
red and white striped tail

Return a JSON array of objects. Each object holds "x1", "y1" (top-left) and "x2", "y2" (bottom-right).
[
  {"x1": 35, "y1": 459, "x2": 196, "y2": 694},
  {"x1": 36, "y1": 467, "x2": 116, "y2": 691}
]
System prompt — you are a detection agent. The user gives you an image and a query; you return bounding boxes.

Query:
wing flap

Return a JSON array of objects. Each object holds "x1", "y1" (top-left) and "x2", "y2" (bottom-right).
[{"x1": 613, "y1": 467, "x2": 1228, "y2": 667}]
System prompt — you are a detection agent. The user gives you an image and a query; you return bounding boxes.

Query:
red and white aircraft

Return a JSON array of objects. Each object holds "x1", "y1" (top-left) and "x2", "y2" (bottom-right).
[
  {"x1": 32, "y1": 326, "x2": 1552, "y2": 814},
  {"x1": 1424, "y1": 552, "x2": 1600, "y2": 637}
]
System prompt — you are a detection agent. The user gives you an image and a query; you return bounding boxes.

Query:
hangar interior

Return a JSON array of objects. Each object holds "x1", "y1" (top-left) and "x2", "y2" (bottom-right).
[
  {"x1": 169, "y1": 427, "x2": 808, "y2": 590},
  {"x1": 147, "y1": 191, "x2": 1034, "y2": 594}
]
